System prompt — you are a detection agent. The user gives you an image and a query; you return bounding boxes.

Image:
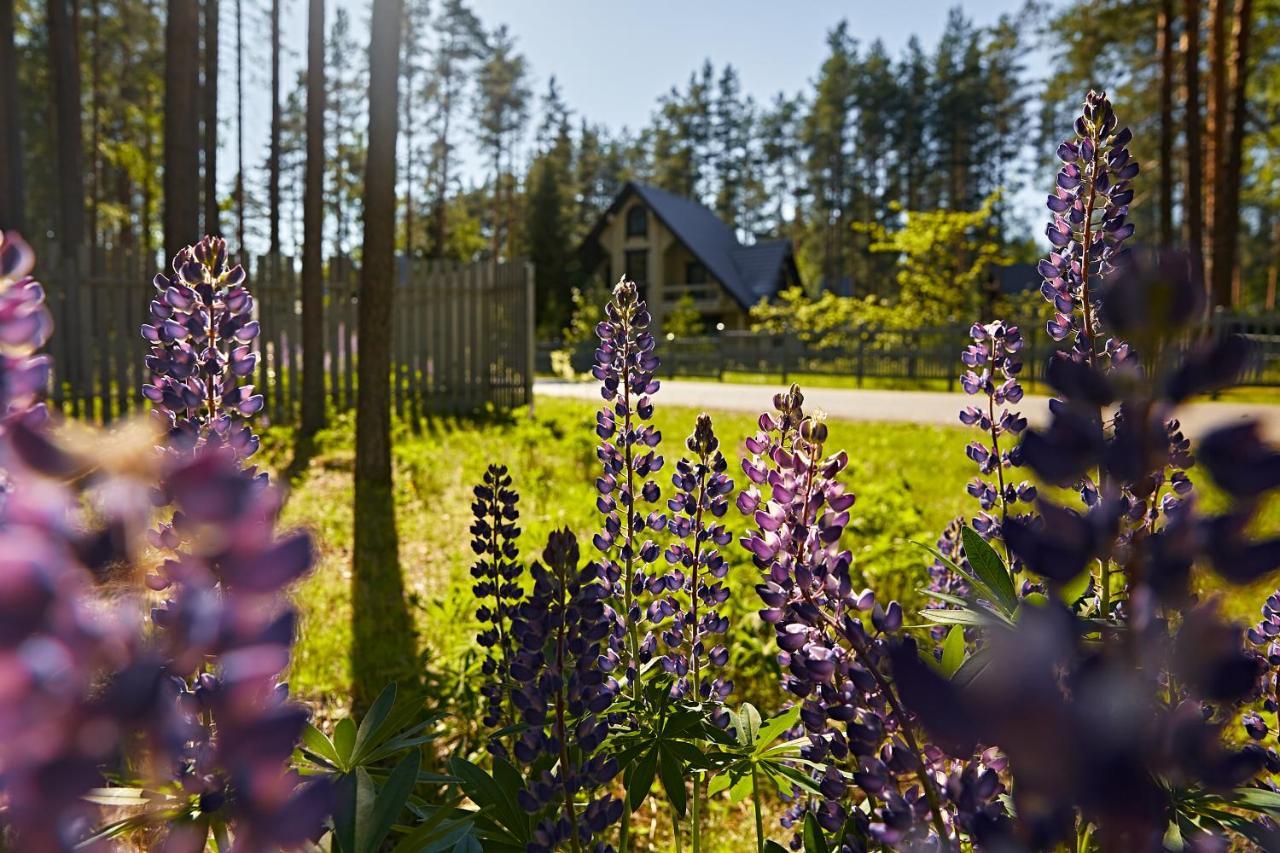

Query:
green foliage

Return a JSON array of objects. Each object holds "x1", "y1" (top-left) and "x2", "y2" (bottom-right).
[
  {"x1": 294, "y1": 683, "x2": 447, "y2": 853},
  {"x1": 663, "y1": 292, "x2": 705, "y2": 339},
  {"x1": 855, "y1": 192, "x2": 1012, "y2": 327}
]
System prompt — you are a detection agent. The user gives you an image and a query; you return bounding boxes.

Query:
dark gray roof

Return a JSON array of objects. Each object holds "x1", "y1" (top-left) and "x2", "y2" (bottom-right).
[{"x1": 624, "y1": 183, "x2": 795, "y2": 309}]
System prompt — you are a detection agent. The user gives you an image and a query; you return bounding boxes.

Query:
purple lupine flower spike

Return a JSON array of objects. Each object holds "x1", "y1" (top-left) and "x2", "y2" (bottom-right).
[
  {"x1": 509, "y1": 529, "x2": 622, "y2": 852},
  {"x1": 0, "y1": 229, "x2": 53, "y2": 418},
  {"x1": 740, "y1": 385, "x2": 970, "y2": 847},
  {"x1": 657, "y1": 413, "x2": 735, "y2": 718},
  {"x1": 958, "y1": 321, "x2": 1034, "y2": 554},
  {"x1": 592, "y1": 277, "x2": 665, "y2": 691},
  {"x1": 1038, "y1": 90, "x2": 1137, "y2": 368},
  {"x1": 143, "y1": 235, "x2": 262, "y2": 466},
  {"x1": 470, "y1": 463, "x2": 523, "y2": 753}
]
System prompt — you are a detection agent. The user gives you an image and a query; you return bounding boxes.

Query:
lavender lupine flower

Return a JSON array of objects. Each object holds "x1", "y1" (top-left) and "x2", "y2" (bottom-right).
[
  {"x1": 654, "y1": 414, "x2": 734, "y2": 714},
  {"x1": 142, "y1": 235, "x2": 263, "y2": 463},
  {"x1": 470, "y1": 464, "x2": 523, "y2": 743},
  {"x1": 0, "y1": 428, "x2": 326, "y2": 848},
  {"x1": 1039, "y1": 90, "x2": 1137, "y2": 367},
  {"x1": 151, "y1": 452, "x2": 329, "y2": 849},
  {"x1": 738, "y1": 386, "x2": 963, "y2": 847},
  {"x1": 958, "y1": 321, "x2": 1035, "y2": 546},
  {"x1": 592, "y1": 277, "x2": 665, "y2": 689},
  {"x1": 906, "y1": 253, "x2": 1280, "y2": 848},
  {"x1": 0, "y1": 230, "x2": 53, "y2": 418},
  {"x1": 509, "y1": 529, "x2": 623, "y2": 853}
]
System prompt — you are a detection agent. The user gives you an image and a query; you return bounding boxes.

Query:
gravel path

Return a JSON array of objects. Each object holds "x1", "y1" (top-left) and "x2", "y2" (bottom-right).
[{"x1": 535, "y1": 378, "x2": 1280, "y2": 440}]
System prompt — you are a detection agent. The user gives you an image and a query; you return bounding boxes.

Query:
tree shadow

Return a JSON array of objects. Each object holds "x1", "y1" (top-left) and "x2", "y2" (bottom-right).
[
  {"x1": 283, "y1": 429, "x2": 321, "y2": 486},
  {"x1": 351, "y1": 476, "x2": 420, "y2": 713}
]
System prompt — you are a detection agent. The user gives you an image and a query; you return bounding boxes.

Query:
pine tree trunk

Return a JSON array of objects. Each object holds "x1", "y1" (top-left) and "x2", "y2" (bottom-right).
[
  {"x1": 165, "y1": 0, "x2": 200, "y2": 261},
  {"x1": 269, "y1": 0, "x2": 281, "y2": 255},
  {"x1": 1181, "y1": 0, "x2": 1205, "y2": 290},
  {"x1": 1214, "y1": 0, "x2": 1251, "y2": 308},
  {"x1": 203, "y1": 0, "x2": 219, "y2": 235},
  {"x1": 431, "y1": 64, "x2": 453, "y2": 259},
  {"x1": 235, "y1": 0, "x2": 244, "y2": 253},
  {"x1": 400, "y1": 16, "x2": 413, "y2": 258},
  {"x1": 1204, "y1": 0, "x2": 1229, "y2": 303},
  {"x1": 353, "y1": 0, "x2": 410, "y2": 710},
  {"x1": 0, "y1": 0, "x2": 25, "y2": 231},
  {"x1": 48, "y1": 0, "x2": 86, "y2": 256},
  {"x1": 88, "y1": 0, "x2": 101, "y2": 262},
  {"x1": 1157, "y1": 0, "x2": 1175, "y2": 247},
  {"x1": 301, "y1": 0, "x2": 325, "y2": 435}
]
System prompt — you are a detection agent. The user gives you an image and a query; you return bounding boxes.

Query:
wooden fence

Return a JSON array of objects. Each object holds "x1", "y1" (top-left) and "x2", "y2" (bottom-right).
[
  {"x1": 540, "y1": 312, "x2": 1280, "y2": 389},
  {"x1": 36, "y1": 245, "x2": 535, "y2": 423}
]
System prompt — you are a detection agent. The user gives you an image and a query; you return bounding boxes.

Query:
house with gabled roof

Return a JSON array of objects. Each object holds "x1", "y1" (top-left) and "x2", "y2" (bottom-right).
[{"x1": 578, "y1": 182, "x2": 801, "y2": 332}]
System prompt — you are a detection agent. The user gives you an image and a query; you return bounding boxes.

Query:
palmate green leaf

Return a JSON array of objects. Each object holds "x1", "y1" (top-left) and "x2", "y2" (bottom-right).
[
  {"x1": 753, "y1": 704, "x2": 801, "y2": 754},
  {"x1": 940, "y1": 625, "x2": 965, "y2": 677},
  {"x1": 921, "y1": 608, "x2": 993, "y2": 627},
  {"x1": 952, "y1": 646, "x2": 992, "y2": 687},
  {"x1": 302, "y1": 722, "x2": 341, "y2": 768},
  {"x1": 762, "y1": 761, "x2": 822, "y2": 798},
  {"x1": 738, "y1": 703, "x2": 762, "y2": 747},
  {"x1": 82, "y1": 787, "x2": 152, "y2": 806},
  {"x1": 1223, "y1": 786, "x2": 1280, "y2": 816},
  {"x1": 333, "y1": 767, "x2": 376, "y2": 853},
  {"x1": 909, "y1": 538, "x2": 1015, "y2": 621},
  {"x1": 352, "y1": 683, "x2": 398, "y2": 764},
  {"x1": 960, "y1": 526, "x2": 1019, "y2": 614},
  {"x1": 628, "y1": 747, "x2": 659, "y2": 813},
  {"x1": 803, "y1": 811, "x2": 830, "y2": 853},
  {"x1": 448, "y1": 758, "x2": 526, "y2": 838},
  {"x1": 707, "y1": 769, "x2": 739, "y2": 798},
  {"x1": 1057, "y1": 566, "x2": 1092, "y2": 606},
  {"x1": 359, "y1": 751, "x2": 422, "y2": 853},
  {"x1": 333, "y1": 717, "x2": 358, "y2": 770},
  {"x1": 388, "y1": 799, "x2": 469, "y2": 853},
  {"x1": 658, "y1": 746, "x2": 688, "y2": 818},
  {"x1": 765, "y1": 841, "x2": 790, "y2": 853},
  {"x1": 727, "y1": 769, "x2": 754, "y2": 805}
]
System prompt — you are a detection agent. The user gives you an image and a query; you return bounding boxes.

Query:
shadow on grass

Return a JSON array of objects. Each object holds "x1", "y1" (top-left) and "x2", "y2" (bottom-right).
[
  {"x1": 283, "y1": 429, "x2": 321, "y2": 485},
  {"x1": 352, "y1": 477, "x2": 420, "y2": 713}
]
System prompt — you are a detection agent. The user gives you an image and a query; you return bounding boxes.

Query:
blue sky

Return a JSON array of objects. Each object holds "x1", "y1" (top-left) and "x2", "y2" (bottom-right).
[{"x1": 242, "y1": 0, "x2": 1055, "y2": 252}]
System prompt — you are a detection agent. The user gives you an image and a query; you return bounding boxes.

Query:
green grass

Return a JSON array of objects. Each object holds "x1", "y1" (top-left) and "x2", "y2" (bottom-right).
[
  {"x1": 261, "y1": 397, "x2": 979, "y2": 711},
  {"x1": 258, "y1": 393, "x2": 1280, "y2": 850}
]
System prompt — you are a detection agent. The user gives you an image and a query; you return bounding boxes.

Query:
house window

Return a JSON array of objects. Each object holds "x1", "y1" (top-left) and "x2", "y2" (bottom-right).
[
  {"x1": 626, "y1": 206, "x2": 648, "y2": 238},
  {"x1": 624, "y1": 249, "x2": 648, "y2": 285},
  {"x1": 685, "y1": 261, "x2": 707, "y2": 285}
]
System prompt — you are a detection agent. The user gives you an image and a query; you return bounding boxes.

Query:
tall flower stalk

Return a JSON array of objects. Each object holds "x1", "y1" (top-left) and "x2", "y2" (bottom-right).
[
  {"x1": 958, "y1": 320, "x2": 1034, "y2": 559},
  {"x1": 471, "y1": 463, "x2": 523, "y2": 753},
  {"x1": 142, "y1": 235, "x2": 262, "y2": 464},
  {"x1": 739, "y1": 386, "x2": 953, "y2": 848},
  {"x1": 1037, "y1": 90, "x2": 1138, "y2": 614},
  {"x1": 510, "y1": 529, "x2": 622, "y2": 853},
  {"x1": 1040, "y1": 89, "x2": 1137, "y2": 370},
  {"x1": 658, "y1": 413, "x2": 734, "y2": 852},
  {"x1": 591, "y1": 277, "x2": 665, "y2": 850}
]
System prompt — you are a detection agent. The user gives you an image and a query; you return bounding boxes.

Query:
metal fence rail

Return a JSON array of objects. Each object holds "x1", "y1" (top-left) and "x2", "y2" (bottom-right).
[
  {"x1": 36, "y1": 245, "x2": 535, "y2": 423},
  {"x1": 540, "y1": 312, "x2": 1280, "y2": 389}
]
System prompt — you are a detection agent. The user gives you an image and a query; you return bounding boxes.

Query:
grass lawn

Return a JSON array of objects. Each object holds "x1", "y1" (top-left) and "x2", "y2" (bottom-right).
[{"x1": 256, "y1": 392, "x2": 1279, "y2": 850}]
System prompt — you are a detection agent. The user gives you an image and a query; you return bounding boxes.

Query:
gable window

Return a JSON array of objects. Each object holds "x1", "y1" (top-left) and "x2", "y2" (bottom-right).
[
  {"x1": 624, "y1": 249, "x2": 648, "y2": 285},
  {"x1": 626, "y1": 206, "x2": 648, "y2": 238},
  {"x1": 685, "y1": 261, "x2": 707, "y2": 285}
]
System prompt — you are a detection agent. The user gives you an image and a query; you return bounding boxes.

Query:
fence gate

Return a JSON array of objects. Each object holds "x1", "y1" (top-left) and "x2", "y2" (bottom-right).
[{"x1": 38, "y1": 246, "x2": 535, "y2": 423}]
